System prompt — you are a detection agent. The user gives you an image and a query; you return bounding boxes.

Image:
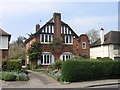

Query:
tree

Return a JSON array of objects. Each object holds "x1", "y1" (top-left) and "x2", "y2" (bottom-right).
[
  {"x1": 9, "y1": 44, "x2": 26, "y2": 60},
  {"x1": 86, "y1": 29, "x2": 99, "y2": 44},
  {"x1": 15, "y1": 36, "x2": 26, "y2": 46},
  {"x1": 28, "y1": 41, "x2": 41, "y2": 62}
]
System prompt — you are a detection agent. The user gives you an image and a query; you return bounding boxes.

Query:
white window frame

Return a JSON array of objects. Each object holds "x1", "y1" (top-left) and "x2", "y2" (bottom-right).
[
  {"x1": 40, "y1": 34, "x2": 53, "y2": 44},
  {"x1": 60, "y1": 52, "x2": 73, "y2": 61},
  {"x1": 63, "y1": 36, "x2": 73, "y2": 45},
  {"x1": 37, "y1": 52, "x2": 54, "y2": 65},
  {"x1": 82, "y1": 42, "x2": 86, "y2": 49}
]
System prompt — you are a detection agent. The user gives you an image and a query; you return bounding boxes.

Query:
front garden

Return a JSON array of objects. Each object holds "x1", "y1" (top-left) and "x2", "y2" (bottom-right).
[
  {"x1": 1, "y1": 59, "x2": 29, "y2": 81},
  {"x1": 31, "y1": 58, "x2": 120, "y2": 83}
]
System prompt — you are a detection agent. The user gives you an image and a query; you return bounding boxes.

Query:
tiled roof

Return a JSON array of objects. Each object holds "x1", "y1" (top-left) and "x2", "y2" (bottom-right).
[{"x1": 91, "y1": 31, "x2": 120, "y2": 47}]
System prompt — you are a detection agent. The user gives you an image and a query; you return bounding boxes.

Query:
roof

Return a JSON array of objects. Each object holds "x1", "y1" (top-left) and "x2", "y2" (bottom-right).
[
  {"x1": 90, "y1": 31, "x2": 120, "y2": 47},
  {"x1": 0, "y1": 28, "x2": 11, "y2": 36},
  {"x1": 0, "y1": 28, "x2": 11, "y2": 41},
  {"x1": 25, "y1": 18, "x2": 79, "y2": 43}
]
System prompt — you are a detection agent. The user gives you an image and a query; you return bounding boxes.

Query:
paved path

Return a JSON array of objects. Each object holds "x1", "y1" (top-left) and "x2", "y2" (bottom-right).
[{"x1": 1, "y1": 70, "x2": 120, "y2": 88}]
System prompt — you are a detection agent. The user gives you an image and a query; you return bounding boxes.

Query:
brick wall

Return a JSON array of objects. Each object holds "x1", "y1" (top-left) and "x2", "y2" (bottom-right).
[{"x1": 0, "y1": 49, "x2": 9, "y2": 59}]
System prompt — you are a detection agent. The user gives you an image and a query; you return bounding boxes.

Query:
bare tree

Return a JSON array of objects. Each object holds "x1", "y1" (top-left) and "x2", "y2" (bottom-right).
[{"x1": 86, "y1": 29, "x2": 99, "y2": 44}]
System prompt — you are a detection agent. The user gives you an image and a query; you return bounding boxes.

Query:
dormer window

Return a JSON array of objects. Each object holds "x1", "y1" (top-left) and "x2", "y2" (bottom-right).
[{"x1": 40, "y1": 34, "x2": 53, "y2": 43}]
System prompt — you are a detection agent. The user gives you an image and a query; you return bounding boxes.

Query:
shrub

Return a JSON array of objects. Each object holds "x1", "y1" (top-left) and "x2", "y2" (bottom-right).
[
  {"x1": 0, "y1": 72, "x2": 4, "y2": 80},
  {"x1": 16, "y1": 75, "x2": 29, "y2": 81},
  {"x1": 3, "y1": 73, "x2": 17, "y2": 81},
  {"x1": 71, "y1": 56, "x2": 83, "y2": 60},
  {"x1": 98, "y1": 57, "x2": 113, "y2": 61},
  {"x1": 52, "y1": 60, "x2": 63, "y2": 70},
  {"x1": 18, "y1": 70, "x2": 28, "y2": 74},
  {"x1": 61, "y1": 60, "x2": 120, "y2": 82},
  {"x1": 2, "y1": 59, "x2": 22, "y2": 71}
]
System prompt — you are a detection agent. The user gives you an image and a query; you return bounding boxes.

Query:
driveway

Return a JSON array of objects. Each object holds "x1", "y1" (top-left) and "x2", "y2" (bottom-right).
[{"x1": 1, "y1": 70, "x2": 119, "y2": 88}]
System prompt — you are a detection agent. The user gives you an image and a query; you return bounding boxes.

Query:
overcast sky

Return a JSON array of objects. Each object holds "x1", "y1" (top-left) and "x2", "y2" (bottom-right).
[{"x1": 0, "y1": 0, "x2": 119, "y2": 43}]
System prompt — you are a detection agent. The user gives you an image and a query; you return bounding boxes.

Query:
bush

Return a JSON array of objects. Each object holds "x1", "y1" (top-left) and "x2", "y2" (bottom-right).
[
  {"x1": 52, "y1": 60, "x2": 63, "y2": 70},
  {"x1": 18, "y1": 70, "x2": 28, "y2": 74},
  {"x1": 16, "y1": 75, "x2": 29, "y2": 81},
  {"x1": 3, "y1": 73, "x2": 17, "y2": 81},
  {"x1": 98, "y1": 57, "x2": 113, "y2": 61},
  {"x1": 61, "y1": 60, "x2": 120, "y2": 82},
  {"x1": 0, "y1": 72, "x2": 4, "y2": 80},
  {"x1": 2, "y1": 59, "x2": 22, "y2": 71}
]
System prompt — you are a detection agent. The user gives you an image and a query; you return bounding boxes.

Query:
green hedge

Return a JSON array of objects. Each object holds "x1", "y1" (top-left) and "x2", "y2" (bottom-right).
[
  {"x1": 61, "y1": 60, "x2": 120, "y2": 82},
  {"x1": 2, "y1": 59, "x2": 22, "y2": 71}
]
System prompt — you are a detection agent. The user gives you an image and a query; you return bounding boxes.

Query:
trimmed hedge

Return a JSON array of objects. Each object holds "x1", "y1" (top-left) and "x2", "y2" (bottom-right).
[
  {"x1": 61, "y1": 60, "x2": 120, "y2": 82},
  {"x1": 2, "y1": 59, "x2": 22, "y2": 71}
]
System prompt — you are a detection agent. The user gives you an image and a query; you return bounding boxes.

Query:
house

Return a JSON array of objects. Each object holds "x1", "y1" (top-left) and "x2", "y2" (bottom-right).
[
  {"x1": 25, "y1": 12, "x2": 90, "y2": 68},
  {"x1": 0, "y1": 28, "x2": 11, "y2": 59},
  {"x1": 90, "y1": 28, "x2": 120, "y2": 60}
]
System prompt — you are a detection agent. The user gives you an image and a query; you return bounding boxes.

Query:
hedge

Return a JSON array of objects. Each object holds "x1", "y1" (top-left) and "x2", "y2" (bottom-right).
[
  {"x1": 2, "y1": 59, "x2": 22, "y2": 71},
  {"x1": 61, "y1": 60, "x2": 120, "y2": 82}
]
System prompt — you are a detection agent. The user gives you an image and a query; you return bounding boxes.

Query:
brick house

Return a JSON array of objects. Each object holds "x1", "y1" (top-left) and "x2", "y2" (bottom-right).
[
  {"x1": 25, "y1": 13, "x2": 90, "y2": 68},
  {"x1": 0, "y1": 28, "x2": 11, "y2": 59}
]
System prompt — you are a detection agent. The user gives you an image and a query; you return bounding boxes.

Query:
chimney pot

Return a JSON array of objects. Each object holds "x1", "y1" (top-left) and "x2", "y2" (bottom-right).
[{"x1": 36, "y1": 24, "x2": 40, "y2": 32}]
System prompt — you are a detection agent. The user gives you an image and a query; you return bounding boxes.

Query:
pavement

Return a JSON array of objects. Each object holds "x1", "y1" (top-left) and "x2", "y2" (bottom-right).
[{"x1": 1, "y1": 70, "x2": 120, "y2": 88}]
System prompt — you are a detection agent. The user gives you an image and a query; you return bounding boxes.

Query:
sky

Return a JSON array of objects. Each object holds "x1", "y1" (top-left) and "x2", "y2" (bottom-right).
[{"x1": 0, "y1": 0, "x2": 119, "y2": 43}]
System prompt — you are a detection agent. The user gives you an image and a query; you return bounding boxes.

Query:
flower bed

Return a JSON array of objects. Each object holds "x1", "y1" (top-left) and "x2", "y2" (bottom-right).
[{"x1": 0, "y1": 71, "x2": 29, "y2": 81}]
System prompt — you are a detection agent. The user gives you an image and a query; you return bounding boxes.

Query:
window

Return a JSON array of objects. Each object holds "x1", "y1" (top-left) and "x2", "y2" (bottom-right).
[
  {"x1": 63, "y1": 36, "x2": 73, "y2": 44},
  {"x1": 82, "y1": 42, "x2": 86, "y2": 49},
  {"x1": 114, "y1": 45, "x2": 120, "y2": 50},
  {"x1": 40, "y1": 34, "x2": 53, "y2": 43},
  {"x1": 62, "y1": 54, "x2": 72, "y2": 61},
  {"x1": 37, "y1": 54, "x2": 52, "y2": 65},
  {"x1": 60, "y1": 52, "x2": 73, "y2": 61},
  {"x1": 41, "y1": 25, "x2": 54, "y2": 33}
]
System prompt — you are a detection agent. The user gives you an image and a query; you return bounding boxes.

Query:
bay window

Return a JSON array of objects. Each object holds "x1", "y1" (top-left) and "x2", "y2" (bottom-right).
[{"x1": 37, "y1": 53, "x2": 53, "y2": 65}]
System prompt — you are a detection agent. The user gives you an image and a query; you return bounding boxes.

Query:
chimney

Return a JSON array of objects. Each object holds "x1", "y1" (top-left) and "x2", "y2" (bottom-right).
[
  {"x1": 100, "y1": 28, "x2": 104, "y2": 44},
  {"x1": 53, "y1": 12, "x2": 61, "y2": 39},
  {"x1": 35, "y1": 24, "x2": 40, "y2": 32}
]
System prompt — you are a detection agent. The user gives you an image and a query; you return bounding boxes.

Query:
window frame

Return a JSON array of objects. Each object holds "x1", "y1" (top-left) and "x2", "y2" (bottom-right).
[
  {"x1": 37, "y1": 54, "x2": 52, "y2": 65},
  {"x1": 63, "y1": 35, "x2": 73, "y2": 45},
  {"x1": 40, "y1": 34, "x2": 53, "y2": 44},
  {"x1": 82, "y1": 42, "x2": 86, "y2": 49}
]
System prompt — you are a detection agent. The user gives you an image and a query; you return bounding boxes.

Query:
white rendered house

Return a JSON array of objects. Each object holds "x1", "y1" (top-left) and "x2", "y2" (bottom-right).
[
  {"x1": 90, "y1": 28, "x2": 120, "y2": 60},
  {"x1": 0, "y1": 28, "x2": 11, "y2": 59}
]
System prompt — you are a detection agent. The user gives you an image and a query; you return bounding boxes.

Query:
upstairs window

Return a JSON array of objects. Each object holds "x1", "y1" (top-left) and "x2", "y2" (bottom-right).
[
  {"x1": 40, "y1": 34, "x2": 53, "y2": 43},
  {"x1": 41, "y1": 25, "x2": 54, "y2": 33},
  {"x1": 63, "y1": 36, "x2": 73, "y2": 44},
  {"x1": 82, "y1": 42, "x2": 86, "y2": 49}
]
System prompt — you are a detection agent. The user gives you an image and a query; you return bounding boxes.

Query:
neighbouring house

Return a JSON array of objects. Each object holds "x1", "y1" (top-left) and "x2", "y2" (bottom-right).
[
  {"x1": 90, "y1": 28, "x2": 120, "y2": 60},
  {"x1": 0, "y1": 28, "x2": 11, "y2": 59},
  {"x1": 25, "y1": 12, "x2": 90, "y2": 68}
]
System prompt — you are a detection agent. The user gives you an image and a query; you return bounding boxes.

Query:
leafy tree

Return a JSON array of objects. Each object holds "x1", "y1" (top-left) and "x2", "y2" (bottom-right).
[
  {"x1": 15, "y1": 36, "x2": 26, "y2": 46},
  {"x1": 28, "y1": 41, "x2": 41, "y2": 62},
  {"x1": 86, "y1": 29, "x2": 99, "y2": 44},
  {"x1": 9, "y1": 44, "x2": 26, "y2": 60}
]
